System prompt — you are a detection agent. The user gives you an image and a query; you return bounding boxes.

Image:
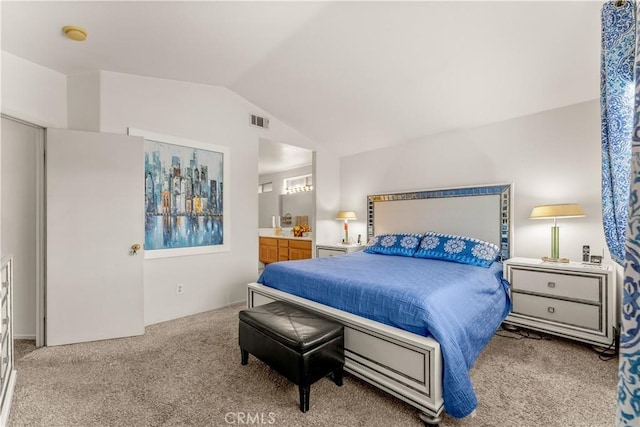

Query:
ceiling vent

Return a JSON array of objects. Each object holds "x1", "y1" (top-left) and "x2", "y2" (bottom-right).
[{"x1": 250, "y1": 114, "x2": 269, "y2": 129}]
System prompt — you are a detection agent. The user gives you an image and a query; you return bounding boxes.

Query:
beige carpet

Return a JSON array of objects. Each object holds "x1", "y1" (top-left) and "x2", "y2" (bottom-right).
[{"x1": 8, "y1": 304, "x2": 617, "y2": 426}]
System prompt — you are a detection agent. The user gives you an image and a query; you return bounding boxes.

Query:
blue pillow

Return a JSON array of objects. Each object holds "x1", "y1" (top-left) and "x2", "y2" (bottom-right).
[
  {"x1": 364, "y1": 233, "x2": 422, "y2": 257},
  {"x1": 414, "y1": 232, "x2": 499, "y2": 268}
]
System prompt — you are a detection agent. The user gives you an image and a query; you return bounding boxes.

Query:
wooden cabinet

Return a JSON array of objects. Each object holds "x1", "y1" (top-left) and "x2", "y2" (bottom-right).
[
  {"x1": 278, "y1": 239, "x2": 289, "y2": 262},
  {"x1": 503, "y1": 257, "x2": 616, "y2": 347},
  {"x1": 259, "y1": 237, "x2": 279, "y2": 265},
  {"x1": 289, "y1": 240, "x2": 312, "y2": 260},
  {"x1": 259, "y1": 237, "x2": 311, "y2": 264}
]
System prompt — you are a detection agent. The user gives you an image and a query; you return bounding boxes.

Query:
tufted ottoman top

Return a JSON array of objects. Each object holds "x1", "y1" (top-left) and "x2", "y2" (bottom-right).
[{"x1": 239, "y1": 301, "x2": 343, "y2": 352}]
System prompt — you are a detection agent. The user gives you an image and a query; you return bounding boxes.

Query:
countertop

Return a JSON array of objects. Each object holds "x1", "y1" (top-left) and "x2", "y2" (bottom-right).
[
  {"x1": 258, "y1": 228, "x2": 312, "y2": 241},
  {"x1": 259, "y1": 235, "x2": 313, "y2": 241}
]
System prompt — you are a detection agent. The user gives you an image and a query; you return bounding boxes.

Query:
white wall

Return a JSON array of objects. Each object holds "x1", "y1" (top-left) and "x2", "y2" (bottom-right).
[
  {"x1": 340, "y1": 100, "x2": 607, "y2": 264},
  {"x1": 67, "y1": 71, "x2": 100, "y2": 131},
  {"x1": 1, "y1": 52, "x2": 66, "y2": 127},
  {"x1": 97, "y1": 71, "x2": 316, "y2": 325},
  {"x1": 1, "y1": 52, "x2": 610, "y2": 330},
  {"x1": 1, "y1": 54, "x2": 331, "y2": 331},
  {"x1": 1, "y1": 51, "x2": 67, "y2": 339},
  {"x1": 314, "y1": 150, "x2": 342, "y2": 245}
]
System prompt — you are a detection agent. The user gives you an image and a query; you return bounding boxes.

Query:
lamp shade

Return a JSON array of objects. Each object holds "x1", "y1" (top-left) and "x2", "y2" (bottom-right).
[
  {"x1": 336, "y1": 211, "x2": 357, "y2": 221},
  {"x1": 530, "y1": 204, "x2": 585, "y2": 219}
]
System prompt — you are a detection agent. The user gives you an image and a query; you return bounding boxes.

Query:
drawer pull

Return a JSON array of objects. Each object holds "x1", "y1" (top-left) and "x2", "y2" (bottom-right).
[
  {"x1": 547, "y1": 282, "x2": 556, "y2": 288},
  {"x1": 548, "y1": 307, "x2": 555, "y2": 314}
]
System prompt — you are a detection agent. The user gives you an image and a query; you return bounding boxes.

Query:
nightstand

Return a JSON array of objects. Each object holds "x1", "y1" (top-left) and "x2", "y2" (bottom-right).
[
  {"x1": 503, "y1": 257, "x2": 617, "y2": 347},
  {"x1": 316, "y1": 243, "x2": 364, "y2": 258}
]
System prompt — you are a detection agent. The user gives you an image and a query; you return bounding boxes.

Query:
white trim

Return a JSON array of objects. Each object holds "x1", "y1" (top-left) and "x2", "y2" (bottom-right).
[
  {"x1": 1, "y1": 115, "x2": 46, "y2": 347},
  {"x1": 36, "y1": 128, "x2": 45, "y2": 347},
  {"x1": 13, "y1": 334, "x2": 36, "y2": 340},
  {"x1": 127, "y1": 128, "x2": 231, "y2": 259},
  {"x1": 0, "y1": 109, "x2": 59, "y2": 129}
]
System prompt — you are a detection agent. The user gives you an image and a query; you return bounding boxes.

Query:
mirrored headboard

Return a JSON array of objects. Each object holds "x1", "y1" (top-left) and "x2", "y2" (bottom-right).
[{"x1": 367, "y1": 184, "x2": 512, "y2": 260}]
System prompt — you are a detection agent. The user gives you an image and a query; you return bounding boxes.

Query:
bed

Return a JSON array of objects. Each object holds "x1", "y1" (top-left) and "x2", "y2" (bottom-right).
[{"x1": 247, "y1": 184, "x2": 513, "y2": 425}]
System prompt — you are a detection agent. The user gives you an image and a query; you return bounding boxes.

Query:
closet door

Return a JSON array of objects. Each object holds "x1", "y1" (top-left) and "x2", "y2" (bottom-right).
[
  {"x1": 46, "y1": 128, "x2": 144, "y2": 346},
  {"x1": 1, "y1": 117, "x2": 42, "y2": 345}
]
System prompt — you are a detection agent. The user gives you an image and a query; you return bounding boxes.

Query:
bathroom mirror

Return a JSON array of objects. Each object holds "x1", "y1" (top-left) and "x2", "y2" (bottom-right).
[{"x1": 280, "y1": 192, "x2": 313, "y2": 226}]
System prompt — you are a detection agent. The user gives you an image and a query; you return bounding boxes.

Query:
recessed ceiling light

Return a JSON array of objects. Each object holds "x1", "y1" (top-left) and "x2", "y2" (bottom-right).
[{"x1": 62, "y1": 26, "x2": 87, "y2": 42}]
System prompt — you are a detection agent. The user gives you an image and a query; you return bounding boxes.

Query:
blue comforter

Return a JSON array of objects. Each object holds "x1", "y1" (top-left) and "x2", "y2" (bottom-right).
[{"x1": 257, "y1": 251, "x2": 511, "y2": 418}]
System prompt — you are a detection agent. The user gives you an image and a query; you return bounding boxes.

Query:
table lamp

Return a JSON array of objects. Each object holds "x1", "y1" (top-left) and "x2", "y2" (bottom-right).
[
  {"x1": 336, "y1": 211, "x2": 357, "y2": 244},
  {"x1": 530, "y1": 203, "x2": 585, "y2": 262}
]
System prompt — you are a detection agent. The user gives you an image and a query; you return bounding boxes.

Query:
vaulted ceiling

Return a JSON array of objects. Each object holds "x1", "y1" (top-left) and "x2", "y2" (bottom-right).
[{"x1": 2, "y1": 1, "x2": 603, "y2": 168}]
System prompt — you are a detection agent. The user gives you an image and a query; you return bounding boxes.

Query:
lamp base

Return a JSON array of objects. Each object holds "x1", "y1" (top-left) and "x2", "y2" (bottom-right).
[{"x1": 541, "y1": 256, "x2": 570, "y2": 263}]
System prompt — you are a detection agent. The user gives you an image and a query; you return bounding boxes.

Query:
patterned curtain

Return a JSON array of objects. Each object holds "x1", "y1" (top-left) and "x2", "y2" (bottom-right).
[
  {"x1": 606, "y1": 1, "x2": 640, "y2": 425},
  {"x1": 601, "y1": 0, "x2": 634, "y2": 265}
]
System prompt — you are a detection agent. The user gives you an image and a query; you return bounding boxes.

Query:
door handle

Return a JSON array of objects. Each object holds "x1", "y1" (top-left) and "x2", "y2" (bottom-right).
[{"x1": 130, "y1": 243, "x2": 141, "y2": 255}]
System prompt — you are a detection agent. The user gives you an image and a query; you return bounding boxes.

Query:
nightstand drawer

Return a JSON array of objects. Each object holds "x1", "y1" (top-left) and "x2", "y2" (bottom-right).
[
  {"x1": 316, "y1": 244, "x2": 364, "y2": 258},
  {"x1": 317, "y1": 248, "x2": 346, "y2": 258},
  {"x1": 512, "y1": 293, "x2": 600, "y2": 331},
  {"x1": 510, "y1": 268, "x2": 600, "y2": 303}
]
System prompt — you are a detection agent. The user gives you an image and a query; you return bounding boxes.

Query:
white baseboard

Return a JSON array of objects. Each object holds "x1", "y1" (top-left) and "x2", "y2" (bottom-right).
[
  {"x1": 144, "y1": 300, "x2": 247, "y2": 327},
  {"x1": 0, "y1": 370, "x2": 16, "y2": 427},
  {"x1": 14, "y1": 334, "x2": 36, "y2": 340}
]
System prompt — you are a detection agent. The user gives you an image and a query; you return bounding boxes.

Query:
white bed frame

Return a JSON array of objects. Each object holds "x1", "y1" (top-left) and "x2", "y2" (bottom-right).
[{"x1": 247, "y1": 184, "x2": 513, "y2": 425}]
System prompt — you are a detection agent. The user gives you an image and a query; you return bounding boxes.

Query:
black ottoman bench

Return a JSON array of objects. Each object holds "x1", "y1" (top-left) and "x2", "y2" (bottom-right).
[{"x1": 239, "y1": 301, "x2": 345, "y2": 412}]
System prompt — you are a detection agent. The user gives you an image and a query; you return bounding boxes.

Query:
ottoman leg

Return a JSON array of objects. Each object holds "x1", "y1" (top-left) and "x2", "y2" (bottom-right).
[
  {"x1": 299, "y1": 385, "x2": 310, "y2": 413},
  {"x1": 240, "y1": 349, "x2": 249, "y2": 365},
  {"x1": 332, "y1": 368, "x2": 344, "y2": 386}
]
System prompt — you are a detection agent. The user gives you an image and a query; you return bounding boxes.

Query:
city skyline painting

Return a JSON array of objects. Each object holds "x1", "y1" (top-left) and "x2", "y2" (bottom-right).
[{"x1": 132, "y1": 128, "x2": 229, "y2": 258}]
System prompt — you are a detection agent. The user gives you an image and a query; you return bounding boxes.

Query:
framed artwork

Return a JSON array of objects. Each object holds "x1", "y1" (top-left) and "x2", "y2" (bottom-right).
[{"x1": 128, "y1": 128, "x2": 230, "y2": 259}]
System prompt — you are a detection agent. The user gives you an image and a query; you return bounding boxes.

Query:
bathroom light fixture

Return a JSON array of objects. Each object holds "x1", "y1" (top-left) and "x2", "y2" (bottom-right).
[{"x1": 62, "y1": 26, "x2": 87, "y2": 41}]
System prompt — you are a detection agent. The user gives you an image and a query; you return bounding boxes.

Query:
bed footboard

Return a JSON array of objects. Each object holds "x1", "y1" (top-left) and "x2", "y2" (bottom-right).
[{"x1": 247, "y1": 282, "x2": 444, "y2": 419}]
